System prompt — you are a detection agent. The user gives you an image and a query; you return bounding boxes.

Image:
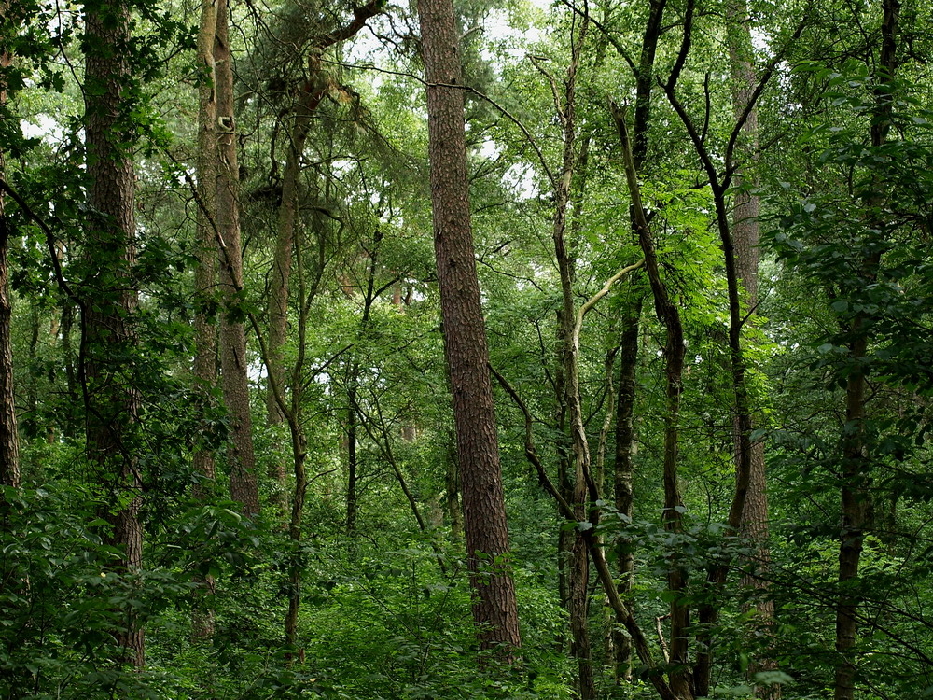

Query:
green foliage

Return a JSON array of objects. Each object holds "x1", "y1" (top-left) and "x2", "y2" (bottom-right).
[{"x1": 3, "y1": 0, "x2": 933, "y2": 698}]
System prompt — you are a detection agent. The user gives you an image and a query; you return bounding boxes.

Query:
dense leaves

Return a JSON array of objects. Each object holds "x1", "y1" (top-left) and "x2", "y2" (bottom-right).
[{"x1": 0, "y1": 0, "x2": 931, "y2": 698}]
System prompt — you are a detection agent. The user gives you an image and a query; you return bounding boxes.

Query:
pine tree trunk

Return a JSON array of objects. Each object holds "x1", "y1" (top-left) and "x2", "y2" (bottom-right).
[
  {"x1": 214, "y1": 0, "x2": 259, "y2": 517},
  {"x1": 83, "y1": 0, "x2": 144, "y2": 666},
  {"x1": 191, "y1": 0, "x2": 219, "y2": 643},
  {"x1": 0, "y1": 17, "x2": 19, "y2": 489},
  {"x1": 417, "y1": 0, "x2": 521, "y2": 657}
]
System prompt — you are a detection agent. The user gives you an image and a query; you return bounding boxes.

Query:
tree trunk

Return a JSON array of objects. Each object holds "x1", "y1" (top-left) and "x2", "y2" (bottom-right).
[
  {"x1": 610, "y1": 0, "x2": 664, "y2": 677},
  {"x1": 417, "y1": 0, "x2": 521, "y2": 657},
  {"x1": 346, "y1": 380, "x2": 358, "y2": 535},
  {"x1": 82, "y1": 0, "x2": 144, "y2": 666},
  {"x1": 266, "y1": 0, "x2": 381, "y2": 517},
  {"x1": 191, "y1": 0, "x2": 219, "y2": 643},
  {"x1": 613, "y1": 105, "x2": 691, "y2": 699},
  {"x1": 214, "y1": 0, "x2": 259, "y2": 517},
  {"x1": 444, "y1": 433, "x2": 463, "y2": 540},
  {"x1": 834, "y1": 2, "x2": 898, "y2": 695},
  {"x1": 613, "y1": 293, "x2": 642, "y2": 681},
  {"x1": 724, "y1": 5, "x2": 777, "y2": 696},
  {"x1": 266, "y1": 103, "x2": 312, "y2": 515},
  {"x1": 834, "y1": 332, "x2": 869, "y2": 700},
  {"x1": 542, "y1": 15, "x2": 598, "y2": 695},
  {"x1": 0, "y1": 15, "x2": 19, "y2": 489}
]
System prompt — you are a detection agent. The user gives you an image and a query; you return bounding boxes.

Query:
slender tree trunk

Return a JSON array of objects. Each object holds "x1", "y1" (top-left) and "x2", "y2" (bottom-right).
[
  {"x1": 214, "y1": 0, "x2": 259, "y2": 517},
  {"x1": 417, "y1": 0, "x2": 521, "y2": 657},
  {"x1": 266, "y1": 104, "x2": 313, "y2": 514},
  {"x1": 834, "y1": 3, "x2": 898, "y2": 696},
  {"x1": 346, "y1": 379, "x2": 357, "y2": 535},
  {"x1": 0, "y1": 14, "x2": 19, "y2": 489},
  {"x1": 613, "y1": 105, "x2": 691, "y2": 699},
  {"x1": 539, "y1": 15, "x2": 598, "y2": 695},
  {"x1": 834, "y1": 331, "x2": 869, "y2": 700},
  {"x1": 611, "y1": 0, "x2": 664, "y2": 678},
  {"x1": 266, "y1": 1, "x2": 381, "y2": 518},
  {"x1": 284, "y1": 425, "x2": 308, "y2": 652},
  {"x1": 613, "y1": 293, "x2": 641, "y2": 681},
  {"x1": 82, "y1": 0, "x2": 144, "y2": 667},
  {"x1": 194, "y1": 0, "x2": 218, "y2": 485},
  {"x1": 444, "y1": 435, "x2": 463, "y2": 541}
]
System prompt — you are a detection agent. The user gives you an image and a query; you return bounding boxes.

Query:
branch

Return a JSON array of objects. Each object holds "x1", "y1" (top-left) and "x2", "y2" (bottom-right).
[
  {"x1": 575, "y1": 259, "x2": 644, "y2": 336},
  {"x1": 664, "y1": 0, "x2": 695, "y2": 93},
  {"x1": 0, "y1": 178, "x2": 79, "y2": 305},
  {"x1": 558, "y1": 0, "x2": 636, "y2": 71},
  {"x1": 724, "y1": 14, "x2": 808, "y2": 174},
  {"x1": 529, "y1": 55, "x2": 565, "y2": 129},
  {"x1": 328, "y1": 59, "x2": 556, "y2": 185},
  {"x1": 488, "y1": 362, "x2": 575, "y2": 520},
  {"x1": 315, "y1": 0, "x2": 384, "y2": 52}
]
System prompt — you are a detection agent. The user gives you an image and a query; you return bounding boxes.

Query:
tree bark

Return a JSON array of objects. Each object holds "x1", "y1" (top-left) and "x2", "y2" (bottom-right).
[
  {"x1": 417, "y1": 0, "x2": 522, "y2": 657},
  {"x1": 724, "y1": 4, "x2": 777, "y2": 696},
  {"x1": 214, "y1": 0, "x2": 260, "y2": 517},
  {"x1": 0, "y1": 8, "x2": 20, "y2": 489},
  {"x1": 192, "y1": 0, "x2": 219, "y2": 643},
  {"x1": 612, "y1": 293, "x2": 641, "y2": 681},
  {"x1": 82, "y1": 0, "x2": 144, "y2": 666}
]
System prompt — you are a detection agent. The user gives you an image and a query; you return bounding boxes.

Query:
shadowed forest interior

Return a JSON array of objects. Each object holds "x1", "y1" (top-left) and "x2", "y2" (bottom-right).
[{"x1": 1, "y1": 0, "x2": 932, "y2": 697}]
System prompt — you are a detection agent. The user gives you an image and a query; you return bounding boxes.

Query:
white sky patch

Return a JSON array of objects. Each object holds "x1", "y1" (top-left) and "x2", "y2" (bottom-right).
[
  {"x1": 482, "y1": 7, "x2": 544, "y2": 61},
  {"x1": 21, "y1": 114, "x2": 65, "y2": 144},
  {"x1": 503, "y1": 162, "x2": 539, "y2": 200},
  {"x1": 478, "y1": 138, "x2": 500, "y2": 159}
]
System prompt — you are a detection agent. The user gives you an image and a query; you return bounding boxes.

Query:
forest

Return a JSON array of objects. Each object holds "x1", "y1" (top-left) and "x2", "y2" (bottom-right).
[{"x1": 0, "y1": 0, "x2": 932, "y2": 697}]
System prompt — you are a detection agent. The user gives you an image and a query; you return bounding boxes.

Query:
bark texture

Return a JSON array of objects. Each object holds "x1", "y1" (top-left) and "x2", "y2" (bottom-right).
[
  {"x1": 725, "y1": 4, "x2": 777, "y2": 696},
  {"x1": 417, "y1": 0, "x2": 521, "y2": 656},
  {"x1": 612, "y1": 294, "x2": 641, "y2": 680},
  {"x1": 0, "y1": 11, "x2": 19, "y2": 489},
  {"x1": 192, "y1": 0, "x2": 218, "y2": 642},
  {"x1": 214, "y1": 0, "x2": 259, "y2": 517},
  {"x1": 83, "y1": 0, "x2": 144, "y2": 666}
]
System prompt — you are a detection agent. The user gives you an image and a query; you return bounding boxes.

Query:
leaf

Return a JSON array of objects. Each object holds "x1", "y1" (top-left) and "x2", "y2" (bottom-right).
[{"x1": 754, "y1": 671, "x2": 794, "y2": 686}]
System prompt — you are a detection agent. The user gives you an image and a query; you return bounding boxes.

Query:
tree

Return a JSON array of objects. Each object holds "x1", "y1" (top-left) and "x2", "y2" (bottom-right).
[
  {"x1": 725, "y1": 2, "x2": 778, "y2": 695},
  {"x1": 417, "y1": 0, "x2": 522, "y2": 657},
  {"x1": 214, "y1": 0, "x2": 260, "y2": 517},
  {"x1": 81, "y1": 0, "x2": 144, "y2": 666},
  {"x1": 0, "y1": 0, "x2": 20, "y2": 490}
]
